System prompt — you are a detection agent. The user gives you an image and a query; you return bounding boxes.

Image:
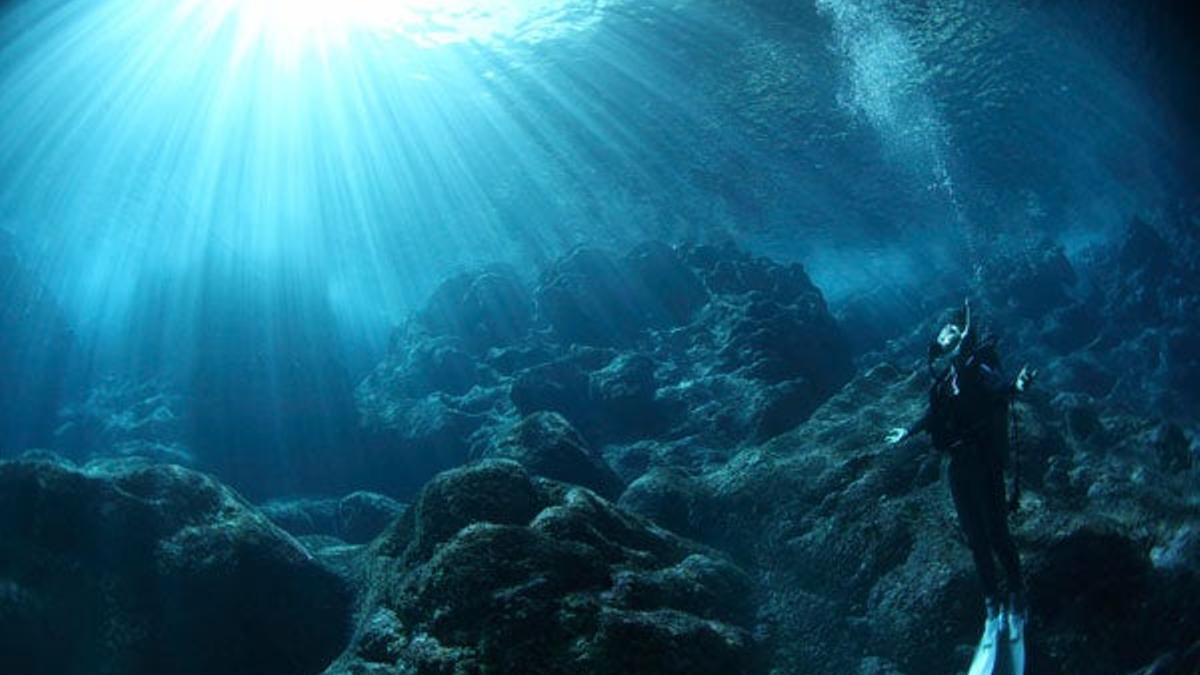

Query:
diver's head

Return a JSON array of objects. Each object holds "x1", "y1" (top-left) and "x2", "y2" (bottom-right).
[
  {"x1": 926, "y1": 307, "x2": 968, "y2": 376},
  {"x1": 936, "y1": 323, "x2": 964, "y2": 352}
]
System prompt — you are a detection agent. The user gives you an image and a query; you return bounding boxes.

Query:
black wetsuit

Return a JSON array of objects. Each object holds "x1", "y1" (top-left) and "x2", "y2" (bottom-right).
[{"x1": 910, "y1": 339, "x2": 1022, "y2": 600}]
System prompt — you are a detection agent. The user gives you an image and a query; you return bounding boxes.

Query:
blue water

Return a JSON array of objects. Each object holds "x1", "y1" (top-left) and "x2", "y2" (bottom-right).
[{"x1": 0, "y1": 0, "x2": 1196, "y2": 491}]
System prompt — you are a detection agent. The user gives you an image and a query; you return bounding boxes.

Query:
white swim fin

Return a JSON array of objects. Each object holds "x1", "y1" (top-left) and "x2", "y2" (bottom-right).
[
  {"x1": 968, "y1": 612, "x2": 1001, "y2": 675},
  {"x1": 1006, "y1": 607, "x2": 1027, "y2": 675}
]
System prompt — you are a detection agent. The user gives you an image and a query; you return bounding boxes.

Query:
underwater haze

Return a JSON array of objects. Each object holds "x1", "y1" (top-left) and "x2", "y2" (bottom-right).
[{"x1": 1, "y1": 1, "x2": 1198, "y2": 674}]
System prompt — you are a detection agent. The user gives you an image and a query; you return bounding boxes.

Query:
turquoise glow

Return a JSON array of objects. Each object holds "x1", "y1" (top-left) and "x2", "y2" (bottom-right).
[{"x1": 0, "y1": 0, "x2": 704, "y2": 370}]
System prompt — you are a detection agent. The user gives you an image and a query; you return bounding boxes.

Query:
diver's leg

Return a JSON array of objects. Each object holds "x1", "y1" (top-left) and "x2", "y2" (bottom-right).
[
  {"x1": 983, "y1": 447, "x2": 1023, "y2": 594},
  {"x1": 949, "y1": 453, "x2": 999, "y2": 600}
]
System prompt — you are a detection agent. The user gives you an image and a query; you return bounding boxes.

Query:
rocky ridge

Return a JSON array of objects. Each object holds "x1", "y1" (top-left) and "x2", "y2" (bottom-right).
[{"x1": 2, "y1": 228, "x2": 1197, "y2": 674}]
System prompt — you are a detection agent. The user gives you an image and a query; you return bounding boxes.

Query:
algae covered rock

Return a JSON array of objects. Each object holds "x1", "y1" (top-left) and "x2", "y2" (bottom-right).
[
  {"x1": 328, "y1": 459, "x2": 762, "y2": 675},
  {"x1": 0, "y1": 456, "x2": 353, "y2": 675}
]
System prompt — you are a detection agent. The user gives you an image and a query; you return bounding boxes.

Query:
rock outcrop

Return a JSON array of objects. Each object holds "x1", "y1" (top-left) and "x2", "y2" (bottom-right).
[
  {"x1": 326, "y1": 459, "x2": 762, "y2": 675},
  {"x1": 354, "y1": 240, "x2": 853, "y2": 497},
  {"x1": 619, "y1": 364, "x2": 1200, "y2": 674},
  {"x1": 0, "y1": 456, "x2": 353, "y2": 675},
  {"x1": 6, "y1": 225, "x2": 1196, "y2": 675}
]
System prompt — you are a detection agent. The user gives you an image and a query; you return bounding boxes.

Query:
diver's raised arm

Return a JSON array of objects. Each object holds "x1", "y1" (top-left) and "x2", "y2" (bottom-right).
[{"x1": 962, "y1": 297, "x2": 972, "y2": 340}]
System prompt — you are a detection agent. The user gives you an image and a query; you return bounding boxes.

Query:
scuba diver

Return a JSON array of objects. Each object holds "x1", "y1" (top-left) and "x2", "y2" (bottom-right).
[{"x1": 886, "y1": 298, "x2": 1036, "y2": 674}]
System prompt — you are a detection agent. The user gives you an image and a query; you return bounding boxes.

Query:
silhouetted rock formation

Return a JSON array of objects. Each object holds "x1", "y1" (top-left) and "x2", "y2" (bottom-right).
[
  {"x1": 0, "y1": 456, "x2": 353, "y2": 675},
  {"x1": 355, "y1": 240, "x2": 853, "y2": 497}
]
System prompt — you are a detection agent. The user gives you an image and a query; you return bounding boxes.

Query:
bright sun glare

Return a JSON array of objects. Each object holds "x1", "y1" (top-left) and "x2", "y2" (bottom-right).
[{"x1": 184, "y1": 0, "x2": 575, "y2": 58}]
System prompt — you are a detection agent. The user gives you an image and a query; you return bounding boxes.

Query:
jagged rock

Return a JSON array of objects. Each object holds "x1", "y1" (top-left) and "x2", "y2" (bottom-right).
[
  {"x1": 356, "y1": 392, "x2": 491, "y2": 496},
  {"x1": 711, "y1": 285, "x2": 849, "y2": 387},
  {"x1": 1151, "y1": 524, "x2": 1200, "y2": 574},
  {"x1": 1053, "y1": 392, "x2": 1103, "y2": 441},
  {"x1": 0, "y1": 457, "x2": 353, "y2": 675},
  {"x1": 326, "y1": 460, "x2": 761, "y2": 674},
  {"x1": 483, "y1": 412, "x2": 623, "y2": 499},
  {"x1": 355, "y1": 241, "x2": 854, "y2": 495},
  {"x1": 1027, "y1": 526, "x2": 1200, "y2": 673},
  {"x1": 362, "y1": 336, "x2": 488, "y2": 401},
  {"x1": 1040, "y1": 301, "x2": 1102, "y2": 353},
  {"x1": 603, "y1": 437, "x2": 727, "y2": 482},
  {"x1": 1048, "y1": 352, "x2": 1118, "y2": 399},
  {"x1": 862, "y1": 217, "x2": 1200, "y2": 428},
  {"x1": 1117, "y1": 217, "x2": 1174, "y2": 279},
  {"x1": 1150, "y1": 422, "x2": 1193, "y2": 473}
]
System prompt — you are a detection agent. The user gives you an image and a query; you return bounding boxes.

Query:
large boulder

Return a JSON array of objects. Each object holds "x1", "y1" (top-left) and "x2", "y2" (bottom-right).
[
  {"x1": 326, "y1": 460, "x2": 762, "y2": 674},
  {"x1": 0, "y1": 457, "x2": 353, "y2": 675}
]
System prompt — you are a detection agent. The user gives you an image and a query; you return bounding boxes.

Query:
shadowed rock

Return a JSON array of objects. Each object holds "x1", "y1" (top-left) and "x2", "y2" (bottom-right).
[{"x1": 0, "y1": 456, "x2": 353, "y2": 675}]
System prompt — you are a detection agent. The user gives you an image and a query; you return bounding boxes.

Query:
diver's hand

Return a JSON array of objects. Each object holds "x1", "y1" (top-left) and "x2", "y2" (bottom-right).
[
  {"x1": 885, "y1": 427, "x2": 907, "y2": 445},
  {"x1": 1016, "y1": 365, "x2": 1037, "y2": 393}
]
